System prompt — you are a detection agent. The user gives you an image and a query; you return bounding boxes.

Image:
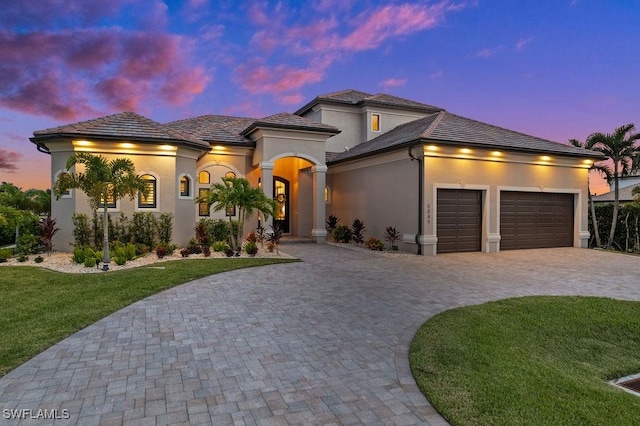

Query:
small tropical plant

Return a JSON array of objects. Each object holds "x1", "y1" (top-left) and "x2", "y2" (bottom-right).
[
  {"x1": 17, "y1": 254, "x2": 28, "y2": 263},
  {"x1": 365, "y1": 237, "x2": 384, "y2": 251},
  {"x1": 212, "y1": 241, "x2": 230, "y2": 252},
  {"x1": 384, "y1": 226, "x2": 401, "y2": 250},
  {"x1": 194, "y1": 219, "x2": 212, "y2": 251},
  {"x1": 186, "y1": 237, "x2": 202, "y2": 254},
  {"x1": 267, "y1": 222, "x2": 284, "y2": 254},
  {"x1": 245, "y1": 231, "x2": 258, "y2": 244},
  {"x1": 39, "y1": 215, "x2": 60, "y2": 254},
  {"x1": 326, "y1": 215, "x2": 339, "y2": 237},
  {"x1": 266, "y1": 241, "x2": 276, "y2": 253},
  {"x1": 332, "y1": 225, "x2": 352, "y2": 243},
  {"x1": 351, "y1": 219, "x2": 366, "y2": 244},
  {"x1": 244, "y1": 241, "x2": 258, "y2": 256},
  {"x1": 202, "y1": 245, "x2": 212, "y2": 257},
  {"x1": 155, "y1": 243, "x2": 176, "y2": 259}
]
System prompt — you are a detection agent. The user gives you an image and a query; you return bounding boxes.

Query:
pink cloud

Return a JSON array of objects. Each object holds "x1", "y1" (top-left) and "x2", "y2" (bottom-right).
[
  {"x1": 380, "y1": 78, "x2": 407, "y2": 88},
  {"x1": 0, "y1": 28, "x2": 209, "y2": 120},
  {"x1": 475, "y1": 46, "x2": 502, "y2": 58},
  {"x1": 279, "y1": 94, "x2": 304, "y2": 105},
  {"x1": 0, "y1": 149, "x2": 21, "y2": 171},
  {"x1": 341, "y1": 3, "x2": 448, "y2": 51},
  {"x1": 235, "y1": 63, "x2": 324, "y2": 95},
  {"x1": 515, "y1": 37, "x2": 533, "y2": 52}
]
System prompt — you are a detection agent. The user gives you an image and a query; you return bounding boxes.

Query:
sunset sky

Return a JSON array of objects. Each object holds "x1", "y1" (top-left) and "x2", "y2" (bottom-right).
[{"x1": 0, "y1": 0, "x2": 637, "y2": 194}]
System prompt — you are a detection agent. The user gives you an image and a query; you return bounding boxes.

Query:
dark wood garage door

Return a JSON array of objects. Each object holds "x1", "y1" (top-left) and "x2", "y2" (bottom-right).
[
  {"x1": 437, "y1": 189, "x2": 482, "y2": 253},
  {"x1": 500, "y1": 192, "x2": 574, "y2": 250}
]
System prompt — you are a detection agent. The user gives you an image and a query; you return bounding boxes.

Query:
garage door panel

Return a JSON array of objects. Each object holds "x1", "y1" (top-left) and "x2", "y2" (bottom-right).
[
  {"x1": 500, "y1": 192, "x2": 573, "y2": 250},
  {"x1": 437, "y1": 189, "x2": 482, "y2": 253}
]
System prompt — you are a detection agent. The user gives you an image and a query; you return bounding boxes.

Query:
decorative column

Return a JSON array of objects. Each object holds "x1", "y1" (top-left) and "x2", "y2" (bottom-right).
[
  {"x1": 311, "y1": 164, "x2": 328, "y2": 243},
  {"x1": 260, "y1": 162, "x2": 274, "y2": 227}
]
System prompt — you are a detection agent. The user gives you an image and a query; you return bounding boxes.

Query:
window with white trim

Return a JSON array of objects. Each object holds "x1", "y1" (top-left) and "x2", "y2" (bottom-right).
[
  {"x1": 138, "y1": 174, "x2": 157, "y2": 208},
  {"x1": 180, "y1": 175, "x2": 191, "y2": 197}
]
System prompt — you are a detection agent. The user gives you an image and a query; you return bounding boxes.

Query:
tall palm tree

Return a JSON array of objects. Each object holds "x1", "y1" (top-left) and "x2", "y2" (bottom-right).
[
  {"x1": 53, "y1": 153, "x2": 147, "y2": 270},
  {"x1": 587, "y1": 124, "x2": 640, "y2": 249},
  {"x1": 196, "y1": 177, "x2": 274, "y2": 252},
  {"x1": 569, "y1": 138, "x2": 612, "y2": 248}
]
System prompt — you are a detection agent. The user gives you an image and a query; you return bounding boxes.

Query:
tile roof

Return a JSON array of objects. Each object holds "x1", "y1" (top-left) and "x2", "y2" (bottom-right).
[
  {"x1": 295, "y1": 89, "x2": 444, "y2": 115},
  {"x1": 241, "y1": 112, "x2": 340, "y2": 135},
  {"x1": 329, "y1": 111, "x2": 604, "y2": 163},
  {"x1": 164, "y1": 115, "x2": 256, "y2": 145},
  {"x1": 592, "y1": 184, "x2": 639, "y2": 203},
  {"x1": 32, "y1": 111, "x2": 209, "y2": 149}
]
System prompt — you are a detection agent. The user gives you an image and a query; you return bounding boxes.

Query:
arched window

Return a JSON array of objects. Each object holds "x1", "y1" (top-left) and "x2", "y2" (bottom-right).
[
  {"x1": 138, "y1": 174, "x2": 157, "y2": 208},
  {"x1": 224, "y1": 171, "x2": 236, "y2": 216},
  {"x1": 199, "y1": 171, "x2": 210, "y2": 184},
  {"x1": 180, "y1": 175, "x2": 191, "y2": 197}
]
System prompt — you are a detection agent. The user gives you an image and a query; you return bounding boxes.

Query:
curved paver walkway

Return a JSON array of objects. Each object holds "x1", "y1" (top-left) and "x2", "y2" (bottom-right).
[{"x1": 1, "y1": 245, "x2": 639, "y2": 425}]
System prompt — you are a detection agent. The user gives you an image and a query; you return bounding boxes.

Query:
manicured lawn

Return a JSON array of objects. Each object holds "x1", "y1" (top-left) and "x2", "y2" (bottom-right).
[
  {"x1": 410, "y1": 296, "x2": 640, "y2": 425},
  {"x1": 0, "y1": 257, "x2": 296, "y2": 377}
]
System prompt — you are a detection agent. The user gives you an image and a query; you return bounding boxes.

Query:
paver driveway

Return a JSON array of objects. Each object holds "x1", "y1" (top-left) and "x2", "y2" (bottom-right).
[{"x1": 1, "y1": 245, "x2": 639, "y2": 425}]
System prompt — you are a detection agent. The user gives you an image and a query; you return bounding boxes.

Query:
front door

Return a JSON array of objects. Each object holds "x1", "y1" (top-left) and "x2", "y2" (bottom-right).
[{"x1": 273, "y1": 177, "x2": 290, "y2": 233}]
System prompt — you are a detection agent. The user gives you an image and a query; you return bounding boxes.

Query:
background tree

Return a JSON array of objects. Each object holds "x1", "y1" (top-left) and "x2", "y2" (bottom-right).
[
  {"x1": 0, "y1": 182, "x2": 42, "y2": 245},
  {"x1": 569, "y1": 138, "x2": 612, "y2": 248},
  {"x1": 53, "y1": 153, "x2": 147, "y2": 269},
  {"x1": 587, "y1": 124, "x2": 640, "y2": 249},
  {"x1": 196, "y1": 177, "x2": 274, "y2": 253}
]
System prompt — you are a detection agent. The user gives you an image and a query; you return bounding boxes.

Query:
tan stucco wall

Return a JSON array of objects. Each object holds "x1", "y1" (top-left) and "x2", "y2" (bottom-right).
[
  {"x1": 328, "y1": 146, "x2": 591, "y2": 255},
  {"x1": 328, "y1": 150, "x2": 419, "y2": 250},
  {"x1": 423, "y1": 147, "x2": 590, "y2": 254},
  {"x1": 361, "y1": 106, "x2": 427, "y2": 143},
  {"x1": 48, "y1": 140, "x2": 204, "y2": 250},
  {"x1": 308, "y1": 105, "x2": 362, "y2": 153}
]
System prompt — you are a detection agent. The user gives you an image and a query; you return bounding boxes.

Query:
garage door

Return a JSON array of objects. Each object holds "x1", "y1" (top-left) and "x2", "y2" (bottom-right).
[
  {"x1": 437, "y1": 189, "x2": 482, "y2": 253},
  {"x1": 500, "y1": 192, "x2": 573, "y2": 250}
]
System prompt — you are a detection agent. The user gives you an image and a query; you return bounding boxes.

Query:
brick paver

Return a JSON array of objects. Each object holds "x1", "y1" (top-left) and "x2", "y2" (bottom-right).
[{"x1": 1, "y1": 246, "x2": 639, "y2": 425}]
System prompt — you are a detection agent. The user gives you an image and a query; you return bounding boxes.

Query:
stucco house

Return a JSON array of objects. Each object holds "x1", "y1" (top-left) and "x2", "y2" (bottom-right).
[{"x1": 30, "y1": 89, "x2": 602, "y2": 255}]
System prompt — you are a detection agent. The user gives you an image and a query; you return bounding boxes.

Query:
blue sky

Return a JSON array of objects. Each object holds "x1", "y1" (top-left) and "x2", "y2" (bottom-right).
[{"x1": 0, "y1": 0, "x2": 637, "y2": 192}]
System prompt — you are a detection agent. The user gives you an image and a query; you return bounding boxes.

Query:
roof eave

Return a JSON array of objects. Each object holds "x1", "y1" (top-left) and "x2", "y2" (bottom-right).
[
  {"x1": 328, "y1": 138, "x2": 605, "y2": 165},
  {"x1": 241, "y1": 122, "x2": 341, "y2": 137},
  {"x1": 30, "y1": 132, "x2": 209, "y2": 151}
]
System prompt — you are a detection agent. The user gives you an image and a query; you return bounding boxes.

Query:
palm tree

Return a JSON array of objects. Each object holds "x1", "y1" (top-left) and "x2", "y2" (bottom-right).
[
  {"x1": 53, "y1": 153, "x2": 147, "y2": 270},
  {"x1": 569, "y1": 138, "x2": 612, "y2": 248},
  {"x1": 587, "y1": 124, "x2": 640, "y2": 249},
  {"x1": 196, "y1": 177, "x2": 274, "y2": 252}
]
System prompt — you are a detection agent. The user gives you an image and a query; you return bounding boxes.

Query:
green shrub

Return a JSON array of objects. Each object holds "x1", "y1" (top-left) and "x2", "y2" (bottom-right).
[
  {"x1": 332, "y1": 225, "x2": 352, "y2": 243},
  {"x1": 112, "y1": 212, "x2": 131, "y2": 243},
  {"x1": 155, "y1": 243, "x2": 176, "y2": 259},
  {"x1": 157, "y1": 213, "x2": 173, "y2": 244},
  {"x1": 125, "y1": 243, "x2": 136, "y2": 260},
  {"x1": 17, "y1": 254, "x2": 28, "y2": 262},
  {"x1": 365, "y1": 237, "x2": 384, "y2": 251},
  {"x1": 186, "y1": 238, "x2": 202, "y2": 254},
  {"x1": 132, "y1": 212, "x2": 157, "y2": 248},
  {"x1": 212, "y1": 241, "x2": 230, "y2": 252},
  {"x1": 180, "y1": 248, "x2": 190, "y2": 257},
  {"x1": 0, "y1": 248, "x2": 13, "y2": 262},
  {"x1": 84, "y1": 247, "x2": 97, "y2": 261},
  {"x1": 84, "y1": 256, "x2": 97, "y2": 268},
  {"x1": 244, "y1": 241, "x2": 258, "y2": 256},
  {"x1": 195, "y1": 219, "x2": 213, "y2": 250},
  {"x1": 72, "y1": 246, "x2": 86, "y2": 263},
  {"x1": 114, "y1": 256, "x2": 127, "y2": 266},
  {"x1": 17, "y1": 233, "x2": 40, "y2": 255},
  {"x1": 210, "y1": 219, "x2": 230, "y2": 242},
  {"x1": 34, "y1": 255, "x2": 44, "y2": 263},
  {"x1": 72, "y1": 213, "x2": 92, "y2": 247}
]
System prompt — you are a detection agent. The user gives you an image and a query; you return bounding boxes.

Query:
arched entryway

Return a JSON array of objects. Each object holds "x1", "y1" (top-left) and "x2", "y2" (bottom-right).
[{"x1": 258, "y1": 154, "x2": 327, "y2": 241}]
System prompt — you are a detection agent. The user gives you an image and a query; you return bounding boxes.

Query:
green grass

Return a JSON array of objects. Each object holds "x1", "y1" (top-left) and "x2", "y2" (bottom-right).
[
  {"x1": 0, "y1": 257, "x2": 296, "y2": 377},
  {"x1": 409, "y1": 296, "x2": 640, "y2": 425}
]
